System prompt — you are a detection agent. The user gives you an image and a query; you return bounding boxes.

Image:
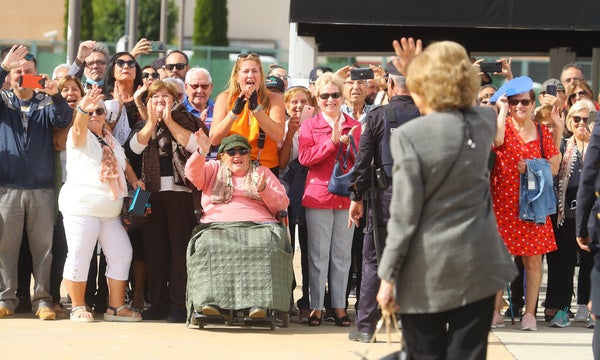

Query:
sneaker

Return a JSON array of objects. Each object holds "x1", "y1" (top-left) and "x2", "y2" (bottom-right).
[
  {"x1": 491, "y1": 312, "x2": 505, "y2": 329},
  {"x1": 586, "y1": 315, "x2": 595, "y2": 329},
  {"x1": 521, "y1": 313, "x2": 537, "y2": 331},
  {"x1": 248, "y1": 306, "x2": 267, "y2": 319},
  {"x1": 575, "y1": 305, "x2": 589, "y2": 322},
  {"x1": 549, "y1": 308, "x2": 571, "y2": 328},
  {"x1": 35, "y1": 306, "x2": 56, "y2": 320}
]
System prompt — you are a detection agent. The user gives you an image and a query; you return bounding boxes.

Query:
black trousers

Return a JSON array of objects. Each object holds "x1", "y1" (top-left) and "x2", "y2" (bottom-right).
[
  {"x1": 400, "y1": 295, "x2": 495, "y2": 360},
  {"x1": 546, "y1": 217, "x2": 577, "y2": 309}
]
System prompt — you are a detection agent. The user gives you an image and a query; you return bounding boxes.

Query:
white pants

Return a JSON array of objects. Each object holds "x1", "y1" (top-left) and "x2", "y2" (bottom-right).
[
  {"x1": 62, "y1": 215, "x2": 132, "y2": 282},
  {"x1": 306, "y1": 208, "x2": 354, "y2": 309}
]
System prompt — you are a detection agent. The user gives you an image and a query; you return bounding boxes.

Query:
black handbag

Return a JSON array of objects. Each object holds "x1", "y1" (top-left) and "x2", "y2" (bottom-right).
[{"x1": 328, "y1": 135, "x2": 357, "y2": 197}]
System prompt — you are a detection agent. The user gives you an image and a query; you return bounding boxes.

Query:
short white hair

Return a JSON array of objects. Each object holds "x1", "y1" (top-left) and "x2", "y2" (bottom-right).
[
  {"x1": 185, "y1": 67, "x2": 212, "y2": 84},
  {"x1": 52, "y1": 63, "x2": 70, "y2": 80}
]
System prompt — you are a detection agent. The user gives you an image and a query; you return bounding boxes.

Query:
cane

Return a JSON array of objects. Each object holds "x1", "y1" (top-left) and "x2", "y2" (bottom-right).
[{"x1": 506, "y1": 284, "x2": 515, "y2": 325}]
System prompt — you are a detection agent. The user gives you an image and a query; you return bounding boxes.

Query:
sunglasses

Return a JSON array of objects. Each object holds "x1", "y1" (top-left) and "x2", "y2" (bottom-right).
[
  {"x1": 115, "y1": 59, "x2": 136, "y2": 68},
  {"x1": 187, "y1": 83, "x2": 210, "y2": 90},
  {"x1": 142, "y1": 72, "x2": 159, "y2": 79},
  {"x1": 24, "y1": 53, "x2": 35, "y2": 61},
  {"x1": 225, "y1": 148, "x2": 249, "y2": 156},
  {"x1": 508, "y1": 99, "x2": 533, "y2": 106},
  {"x1": 90, "y1": 108, "x2": 106, "y2": 116},
  {"x1": 238, "y1": 53, "x2": 260, "y2": 59},
  {"x1": 572, "y1": 115, "x2": 589, "y2": 123},
  {"x1": 86, "y1": 60, "x2": 106, "y2": 67},
  {"x1": 569, "y1": 91, "x2": 588, "y2": 99},
  {"x1": 318, "y1": 92, "x2": 342, "y2": 100},
  {"x1": 164, "y1": 63, "x2": 186, "y2": 71},
  {"x1": 273, "y1": 74, "x2": 290, "y2": 80}
]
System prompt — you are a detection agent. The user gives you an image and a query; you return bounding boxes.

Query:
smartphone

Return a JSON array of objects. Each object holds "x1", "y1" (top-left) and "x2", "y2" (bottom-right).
[
  {"x1": 300, "y1": 105, "x2": 315, "y2": 124},
  {"x1": 18, "y1": 74, "x2": 45, "y2": 89},
  {"x1": 545, "y1": 84, "x2": 557, "y2": 96},
  {"x1": 149, "y1": 41, "x2": 166, "y2": 52},
  {"x1": 350, "y1": 68, "x2": 374, "y2": 80},
  {"x1": 479, "y1": 62, "x2": 502, "y2": 73},
  {"x1": 128, "y1": 187, "x2": 151, "y2": 217}
]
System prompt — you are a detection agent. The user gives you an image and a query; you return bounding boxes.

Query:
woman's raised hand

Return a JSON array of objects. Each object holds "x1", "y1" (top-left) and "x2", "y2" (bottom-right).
[
  {"x1": 79, "y1": 84, "x2": 103, "y2": 113},
  {"x1": 391, "y1": 37, "x2": 422, "y2": 76},
  {"x1": 194, "y1": 130, "x2": 211, "y2": 154}
]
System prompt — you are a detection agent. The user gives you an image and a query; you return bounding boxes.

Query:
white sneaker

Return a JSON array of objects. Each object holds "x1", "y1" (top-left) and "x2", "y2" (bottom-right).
[{"x1": 575, "y1": 305, "x2": 589, "y2": 322}]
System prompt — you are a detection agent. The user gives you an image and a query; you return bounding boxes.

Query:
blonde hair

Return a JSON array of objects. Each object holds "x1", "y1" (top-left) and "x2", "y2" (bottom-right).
[
  {"x1": 283, "y1": 86, "x2": 317, "y2": 108},
  {"x1": 224, "y1": 54, "x2": 270, "y2": 110},
  {"x1": 566, "y1": 79, "x2": 594, "y2": 109},
  {"x1": 147, "y1": 79, "x2": 179, "y2": 100},
  {"x1": 406, "y1": 41, "x2": 480, "y2": 111},
  {"x1": 313, "y1": 72, "x2": 345, "y2": 98}
]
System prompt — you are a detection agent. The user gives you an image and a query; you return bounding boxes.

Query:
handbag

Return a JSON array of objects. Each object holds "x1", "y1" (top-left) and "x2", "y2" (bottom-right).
[
  {"x1": 328, "y1": 135, "x2": 357, "y2": 197},
  {"x1": 121, "y1": 187, "x2": 151, "y2": 232}
]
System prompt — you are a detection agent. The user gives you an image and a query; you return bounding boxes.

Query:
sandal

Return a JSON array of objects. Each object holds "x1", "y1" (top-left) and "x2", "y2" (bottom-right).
[
  {"x1": 104, "y1": 304, "x2": 142, "y2": 322},
  {"x1": 334, "y1": 315, "x2": 351, "y2": 327},
  {"x1": 308, "y1": 310, "x2": 322, "y2": 327},
  {"x1": 70, "y1": 305, "x2": 94, "y2": 322}
]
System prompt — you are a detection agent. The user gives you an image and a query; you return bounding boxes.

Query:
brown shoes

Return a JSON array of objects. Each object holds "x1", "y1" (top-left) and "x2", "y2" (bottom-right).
[
  {"x1": 35, "y1": 306, "x2": 56, "y2": 320},
  {"x1": 0, "y1": 305, "x2": 14, "y2": 318}
]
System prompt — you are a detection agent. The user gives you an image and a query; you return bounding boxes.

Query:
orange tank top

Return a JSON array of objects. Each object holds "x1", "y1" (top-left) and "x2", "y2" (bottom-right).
[{"x1": 227, "y1": 97, "x2": 279, "y2": 168}]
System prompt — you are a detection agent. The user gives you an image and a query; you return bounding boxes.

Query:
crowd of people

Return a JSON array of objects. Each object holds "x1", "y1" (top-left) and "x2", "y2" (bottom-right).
[{"x1": 2, "y1": 34, "x2": 600, "y2": 358}]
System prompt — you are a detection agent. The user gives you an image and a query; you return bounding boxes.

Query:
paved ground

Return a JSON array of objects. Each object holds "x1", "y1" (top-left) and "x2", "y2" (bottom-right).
[{"x1": 2, "y1": 253, "x2": 594, "y2": 359}]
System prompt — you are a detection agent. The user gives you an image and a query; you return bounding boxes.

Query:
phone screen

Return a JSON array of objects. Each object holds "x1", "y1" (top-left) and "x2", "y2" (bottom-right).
[{"x1": 300, "y1": 105, "x2": 315, "y2": 124}]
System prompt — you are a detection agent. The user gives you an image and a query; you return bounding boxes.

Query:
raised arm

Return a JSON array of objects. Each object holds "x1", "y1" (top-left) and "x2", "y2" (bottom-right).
[{"x1": 71, "y1": 85, "x2": 104, "y2": 147}]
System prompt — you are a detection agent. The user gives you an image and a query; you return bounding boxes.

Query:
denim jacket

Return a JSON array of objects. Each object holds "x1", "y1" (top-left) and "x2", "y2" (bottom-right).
[{"x1": 519, "y1": 158, "x2": 557, "y2": 224}]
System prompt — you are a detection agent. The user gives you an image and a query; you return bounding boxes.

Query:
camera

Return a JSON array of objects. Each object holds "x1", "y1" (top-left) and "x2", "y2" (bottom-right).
[
  {"x1": 350, "y1": 68, "x2": 374, "y2": 80},
  {"x1": 149, "y1": 41, "x2": 166, "y2": 52}
]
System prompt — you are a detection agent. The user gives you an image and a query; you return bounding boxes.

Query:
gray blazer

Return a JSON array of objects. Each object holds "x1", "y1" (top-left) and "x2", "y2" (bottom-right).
[{"x1": 378, "y1": 107, "x2": 517, "y2": 314}]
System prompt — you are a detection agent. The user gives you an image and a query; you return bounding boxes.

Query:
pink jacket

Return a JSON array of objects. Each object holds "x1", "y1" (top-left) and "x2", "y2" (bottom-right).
[
  {"x1": 184, "y1": 151, "x2": 289, "y2": 223},
  {"x1": 298, "y1": 112, "x2": 361, "y2": 209}
]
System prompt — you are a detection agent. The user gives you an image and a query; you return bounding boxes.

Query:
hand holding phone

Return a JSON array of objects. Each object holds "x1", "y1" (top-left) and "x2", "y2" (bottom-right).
[
  {"x1": 479, "y1": 62, "x2": 502, "y2": 74},
  {"x1": 545, "y1": 84, "x2": 557, "y2": 96},
  {"x1": 149, "y1": 41, "x2": 166, "y2": 52},
  {"x1": 300, "y1": 105, "x2": 315, "y2": 124},
  {"x1": 18, "y1": 74, "x2": 45, "y2": 89}
]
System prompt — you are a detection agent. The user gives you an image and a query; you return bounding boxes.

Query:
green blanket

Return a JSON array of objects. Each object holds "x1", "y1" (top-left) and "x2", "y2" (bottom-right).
[{"x1": 186, "y1": 221, "x2": 293, "y2": 319}]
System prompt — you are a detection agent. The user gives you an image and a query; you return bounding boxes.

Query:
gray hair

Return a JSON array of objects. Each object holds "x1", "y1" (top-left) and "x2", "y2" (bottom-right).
[
  {"x1": 388, "y1": 74, "x2": 406, "y2": 89},
  {"x1": 185, "y1": 67, "x2": 212, "y2": 84},
  {"x1": 52, "y1": 63, "x2": 70, "y2": 80},
  {"x1": 93, "y1": 42, "x2": 110, "y2": 61}
]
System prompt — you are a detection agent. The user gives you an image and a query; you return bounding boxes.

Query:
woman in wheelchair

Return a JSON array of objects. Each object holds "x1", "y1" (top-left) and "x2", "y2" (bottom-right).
[{"x1": 184, "y1": 133, "x2": 291, "y2": 323}]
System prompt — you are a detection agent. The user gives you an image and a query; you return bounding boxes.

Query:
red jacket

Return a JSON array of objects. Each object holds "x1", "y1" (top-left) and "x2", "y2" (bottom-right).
[{"x1": 298, "y1": 112, "x2": 361, "y2": 209}]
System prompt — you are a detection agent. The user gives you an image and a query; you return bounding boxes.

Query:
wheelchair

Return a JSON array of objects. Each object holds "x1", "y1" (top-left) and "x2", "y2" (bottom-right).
[{"x1": 186, "y1": 211, "x2": 293, "y2": 330}]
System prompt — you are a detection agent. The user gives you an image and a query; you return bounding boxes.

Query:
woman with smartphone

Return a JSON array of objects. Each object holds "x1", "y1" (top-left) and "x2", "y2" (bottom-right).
[
  {"x1": 210, "y1": 53, "x2": 286, "y2": 176},
  {"x1": 59, "y1": 85, "x2": 143, "y2": 322}
]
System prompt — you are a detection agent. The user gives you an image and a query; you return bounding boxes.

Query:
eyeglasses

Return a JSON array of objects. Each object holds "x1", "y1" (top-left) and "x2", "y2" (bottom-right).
[
  {"x1": 115, "y1": 59, "x2": 136, "y2": 68},
  {"x1": 142, "y1": 72, "x2": 159, "y2": 79},
  {"x1": 508, "y1": 99, "x2": 533, "y2": 106},
  {"x1": 164, "y1": 63, "x2": 187, "y2": 71},
  {"x1": 318, "y1": 92, "x2": 342, "y2": 100},
  {"x1": 238, "y1": 53, "x2": 260, "y2": 59},
  {"x1": 273, "y1": 74, "x2": 290, "y2": 81},
  {"x1": 569, "y1": 91, "x2": 588, "y2": 99},
  {"x1": 187, "y1": 83, "x2": 211, "y2": 90},
  {"x1": 225, "y1": 148, "x2": 249, "y2": 156},
  {"x1": 572, "y1": 116, "x2": 589, "y2": 123},
  {"x1": 90, "y1": 108, "x2": 106, "y2": 116},
  {"x1": 86, "y1": 60, "x2": 107, "y2": 68}
]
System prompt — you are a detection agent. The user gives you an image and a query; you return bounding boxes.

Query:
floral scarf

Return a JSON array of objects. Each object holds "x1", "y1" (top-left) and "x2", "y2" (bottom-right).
[
  {"x1": 556, "y1": 136, "x2": 581, "y2": 226},
  {"x1": 95, "y1": 129, "x2": 126, "y2": 200},
  {"x1": 211, "y1": 161, "x2": 262, "y2": 204}
]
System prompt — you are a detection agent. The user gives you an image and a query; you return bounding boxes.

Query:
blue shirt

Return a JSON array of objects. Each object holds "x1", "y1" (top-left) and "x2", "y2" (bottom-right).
[{"x1": 183, "y1": 98, "x2": 214, "y2": 129}]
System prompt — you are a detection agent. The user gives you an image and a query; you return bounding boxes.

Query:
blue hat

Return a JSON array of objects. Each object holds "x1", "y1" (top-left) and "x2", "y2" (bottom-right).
[{"x1": 490, "y1": 76, "x2": 534, "y2": 103}]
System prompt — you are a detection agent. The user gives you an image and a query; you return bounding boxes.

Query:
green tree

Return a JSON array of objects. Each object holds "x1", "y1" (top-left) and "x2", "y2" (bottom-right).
[
  {"x1": 93, "y1": 0, "x2": 178, "y2": 43},
  {"x1": 193, "y1": 0, "x2": 228, "y2": 46}
]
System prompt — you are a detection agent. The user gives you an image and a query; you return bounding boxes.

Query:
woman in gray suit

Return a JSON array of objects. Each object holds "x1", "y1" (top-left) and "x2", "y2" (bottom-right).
[{"x1": 376, "y1": 38, "x2": 517, "y2": 359}]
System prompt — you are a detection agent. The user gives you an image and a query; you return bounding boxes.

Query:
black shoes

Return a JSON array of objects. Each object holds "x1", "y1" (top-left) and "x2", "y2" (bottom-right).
[
  {"x1": 15, "y1": 296, "x2": 32, "y2": 313},
  {"x1": 167, "y1": 306, "x2": 186, "y2": 323},
  {"x1": 349, "y1": 330, "x2": 374, "y2": 343},
  {"x1": 142, "y1": 306, "x2": 168, "y2": 320}
]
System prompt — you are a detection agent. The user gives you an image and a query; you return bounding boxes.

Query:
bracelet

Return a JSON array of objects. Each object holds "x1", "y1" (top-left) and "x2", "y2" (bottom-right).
[
  {"x1": 251, "y1": 104, "x2": 263, "y2": 114},
  {"x1": 76, "y1": 106, "x2": 90, "y2": 116},
  {"x1": 1, "y1": 63, "x2": 10, "y2": 72},
  {"x1": 228, "y1": 111, "x2": 239, "y2": 120},
  {"x1": 197, "y1": 148, "x2": 206, "y2": 156}
]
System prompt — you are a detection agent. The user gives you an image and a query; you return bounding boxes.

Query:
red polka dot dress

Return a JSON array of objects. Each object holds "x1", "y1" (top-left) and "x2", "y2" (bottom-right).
[{"x1": 490, "y1": 118, "x2": 558, "y2": 256}]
